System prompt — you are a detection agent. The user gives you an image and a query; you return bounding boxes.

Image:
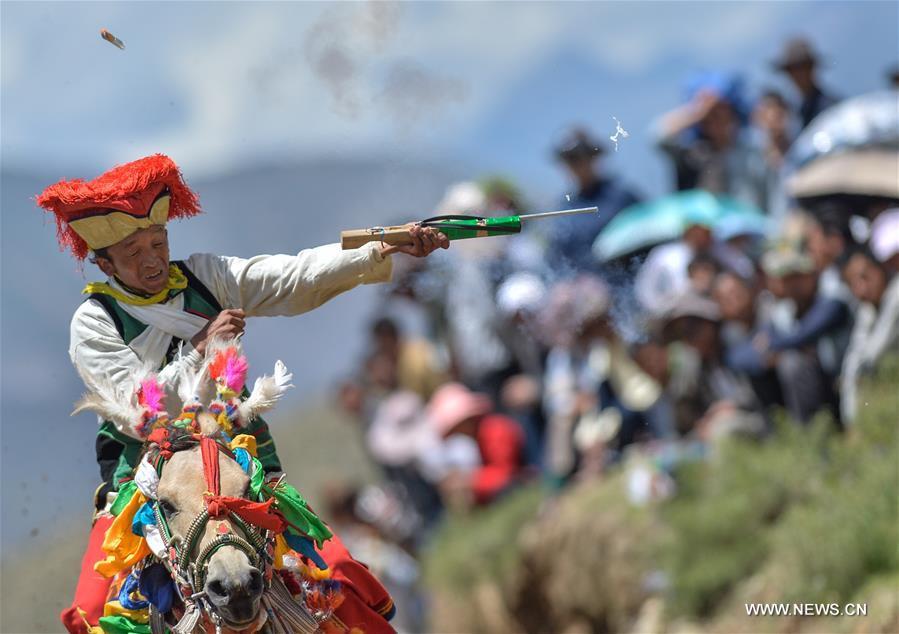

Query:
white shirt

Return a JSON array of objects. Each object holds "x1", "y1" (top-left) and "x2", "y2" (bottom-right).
[{"x1": 70, "y1": 242, "x2": 391, "y2": 426}]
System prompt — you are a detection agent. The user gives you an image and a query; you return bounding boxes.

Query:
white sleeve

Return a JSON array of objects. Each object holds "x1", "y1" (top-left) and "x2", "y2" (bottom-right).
[
  {"x1": 184, "y1": 242, "x2": 392, "y2": 317},
  {"x1": 69, "y1": 301, "x2": 204, "y2": 429}
]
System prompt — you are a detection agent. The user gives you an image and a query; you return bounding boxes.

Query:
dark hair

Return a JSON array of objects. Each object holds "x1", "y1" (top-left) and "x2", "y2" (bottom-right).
[
  {"x1": 371, "y1": 316, "x2": 399, "y2": 339},
  {"x1": 758, "y1": 88, "x2": 789, "y2": 110},
  {"x1": 89, "y1": 247, "x2": 111, "y2": 265},
  {"x1": 688, "y1": 253, "x2": 721, "y2": 274},
  {"x1": 808, "y1": 206, "x2": 855, "y2": 243},
  {"x1": 837, "y1": 244, "x2": 884, "y2": 274}
]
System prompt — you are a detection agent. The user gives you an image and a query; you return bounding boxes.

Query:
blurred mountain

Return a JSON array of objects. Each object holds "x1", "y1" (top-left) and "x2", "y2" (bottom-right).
[{"x1": 0, "y1": 158, "x2": 461, "y2": 557}]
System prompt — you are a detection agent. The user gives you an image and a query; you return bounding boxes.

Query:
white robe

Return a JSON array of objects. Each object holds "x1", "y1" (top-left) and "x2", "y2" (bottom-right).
[{"x1": 70, "y1": 242, "x2": 392, "y2": 421}]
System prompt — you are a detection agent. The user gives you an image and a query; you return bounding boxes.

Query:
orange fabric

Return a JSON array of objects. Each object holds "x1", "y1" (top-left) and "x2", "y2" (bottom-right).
[
  {"x1": 317, "y1": 532, "x2": 396, "y2": 633},
  {"x1": 61, "y1": 516, "x2": 115, "y2": 634}
]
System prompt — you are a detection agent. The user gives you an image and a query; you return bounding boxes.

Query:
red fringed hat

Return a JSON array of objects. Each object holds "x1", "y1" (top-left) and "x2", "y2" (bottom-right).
[{"x1": 35, "y1": 154, "x2": 202, "y2": 260}]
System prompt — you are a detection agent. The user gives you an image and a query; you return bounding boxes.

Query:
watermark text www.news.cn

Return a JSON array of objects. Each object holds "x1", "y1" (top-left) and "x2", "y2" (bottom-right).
[{"x1": 745, "y1": 603, "x2": 868, "y2": 617}]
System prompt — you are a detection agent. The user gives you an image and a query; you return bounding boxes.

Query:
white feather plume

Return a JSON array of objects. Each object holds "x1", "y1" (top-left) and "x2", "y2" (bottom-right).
[
  {"x1": 71, "y1": 367, "x2": 150, "y2": 440},
  {"x1": 238, "y1": 360, "x2": 294, "y2": 422},
  {"x1": 176, "y1": 344, "x2": 211, "y2": 406}
]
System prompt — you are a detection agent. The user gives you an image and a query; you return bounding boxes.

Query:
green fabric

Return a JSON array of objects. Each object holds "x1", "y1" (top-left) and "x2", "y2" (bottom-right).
[
  {"x1": 250, "y1": 457, "x2": 264, "y2": 499},
  {"x1": 98, "y1": 615, "x2": 150, "y2": 634},
  {"x1": 267, "y1": 482, "x2": 332, "y2": 547},
  {"x1": 109, "y1": 481, "x2": 138, "y2": 516}
]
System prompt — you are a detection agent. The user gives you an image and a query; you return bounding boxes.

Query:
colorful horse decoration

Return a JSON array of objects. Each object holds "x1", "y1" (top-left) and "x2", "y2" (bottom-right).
[{"x1": 74, "y1": 341, "x2": 377, "y2": 633}]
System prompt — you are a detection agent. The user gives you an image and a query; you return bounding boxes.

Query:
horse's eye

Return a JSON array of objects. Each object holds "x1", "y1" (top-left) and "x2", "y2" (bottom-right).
[{"x1": 159, "y1": 499, "x2": 178, "y2": 518}]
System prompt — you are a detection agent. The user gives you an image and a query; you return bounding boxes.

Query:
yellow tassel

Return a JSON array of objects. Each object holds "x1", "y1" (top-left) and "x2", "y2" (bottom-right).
[
  {"x1": 217, "y1": 411, "x2": 233, "y2": 435},
  {"x1": 103, "y1": 600, "x2": 151, "y2": 624},
  {"x1": 77, "y1": 607, "x2": 105, "y2": 634},
  {"x1": 82, "y1": 264, "x2": 188, "y2": 306},
  {"x1": 230, "y1": 434, "x2": 258, "y2": 456},
  {"x1": 273, "y1": 534, "x2": 289, "y2": 570}
]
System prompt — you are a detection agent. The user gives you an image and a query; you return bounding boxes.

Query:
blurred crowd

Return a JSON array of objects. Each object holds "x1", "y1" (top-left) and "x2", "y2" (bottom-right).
[{"x1": 325, "y1": 38, "x2": 899, "y2": 631}]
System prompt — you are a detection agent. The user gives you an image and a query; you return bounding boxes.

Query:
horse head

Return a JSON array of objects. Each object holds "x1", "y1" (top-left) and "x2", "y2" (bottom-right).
[
  {"x1": 74, "y1": 340, "x2": 331, "y2": 633},
  {"x1": 155, "y1": 414, "x2": 267, "y2": 630}
]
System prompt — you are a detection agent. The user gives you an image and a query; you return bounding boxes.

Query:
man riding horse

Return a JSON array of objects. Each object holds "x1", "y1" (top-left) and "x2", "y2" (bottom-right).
[{"x1": 35, "y1": 154, "x2": 448, "y2": 633}]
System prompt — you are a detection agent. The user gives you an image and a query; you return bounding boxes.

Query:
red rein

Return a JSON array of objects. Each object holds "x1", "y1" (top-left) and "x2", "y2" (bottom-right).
[{"x1": 199, "y1": 436, "x2": 286, "y2": 533}]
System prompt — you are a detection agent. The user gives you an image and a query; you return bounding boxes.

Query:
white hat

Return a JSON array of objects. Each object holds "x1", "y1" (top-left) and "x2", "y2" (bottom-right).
[{"x1": 496, "y1": 273, "x2": 547, "y2": 316}]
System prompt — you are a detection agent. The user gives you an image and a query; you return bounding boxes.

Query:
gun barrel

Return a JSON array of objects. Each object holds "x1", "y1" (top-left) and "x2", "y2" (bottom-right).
[{"x1": 518, "y1": 206, "x2": 598, "y2": 221}]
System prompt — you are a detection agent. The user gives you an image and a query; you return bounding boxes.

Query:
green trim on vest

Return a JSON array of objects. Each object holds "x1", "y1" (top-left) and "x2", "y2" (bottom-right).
[{"x1": 86, "y1": 261, "x2": 282, "y2": 489}]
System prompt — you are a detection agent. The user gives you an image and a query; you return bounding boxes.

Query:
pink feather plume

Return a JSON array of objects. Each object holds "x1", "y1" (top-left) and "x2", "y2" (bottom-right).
[
  {"x1": 209, "y1": 347, "x2": 248, "y2": 393},
  {"x1": 138, "y1": 377, "x2": 166, "y2": 416}
]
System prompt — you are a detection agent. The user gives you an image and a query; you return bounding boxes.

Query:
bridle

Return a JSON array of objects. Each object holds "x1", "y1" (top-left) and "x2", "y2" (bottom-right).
[{"x1": 146, "y1": 432, "x2": 276, "y2": 632}]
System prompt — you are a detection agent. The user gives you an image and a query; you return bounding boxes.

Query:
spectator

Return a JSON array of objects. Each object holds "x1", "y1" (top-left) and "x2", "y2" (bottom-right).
[
  {"x1": 751, "y1": 89, "x2": 795, "y2": 218},
  {"x1": 771, "y1": 37, "x2": 840, "y2": 128},
  {"x1": 713, "y1": 271, "x2": 782, "y2": 410},
  {"x1": 887, "y1": 64, "x2": 899, "y2": 90},
  {"x1": 547, "y1": 127, "x2": 642, "y2": 275},
  {"x1": 658, "y1": 293, "x2": 765, "y2": 440},
  {"x1": 363, "y1": 351, "x2": 444, "y2": 529},
  {"x1": 804, "y1": 207, "x2": 857, "y2": 305},
  {"x1": 426, "y1": 382, "x2": 527, "y2": 507},
  {"x1": 839, "y1": 244, "x2": 899, "y2": 424},
  {"x1": 730, "y1": 249, "x2": 850, "y2": 423},
  {"x1": 687, "y1": 252, "x2": 722, "y2": 296},
  {"x1": 634, "y1": 211, "x2": 719, "y2": 314},
  {"x1": 370, "y1": 317, "x2": 448, "y2": 401},
  {"x1": 654, "y1": 72, "x2": 768, "y2": 208},
  {"x1": 495, "y1": 273, "x2": 549, "y2": 466}
]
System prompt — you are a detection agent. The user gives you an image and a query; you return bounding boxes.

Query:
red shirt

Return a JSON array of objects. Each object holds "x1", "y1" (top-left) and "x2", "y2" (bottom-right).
[{"x1": 472, "y1": 414, "x2": 524, "y2": 504}]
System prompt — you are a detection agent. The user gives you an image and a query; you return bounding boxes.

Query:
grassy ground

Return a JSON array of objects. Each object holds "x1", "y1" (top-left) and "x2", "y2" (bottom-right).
[{"x1": 422, "y1": 357, "x2": 899, "y2": 634}]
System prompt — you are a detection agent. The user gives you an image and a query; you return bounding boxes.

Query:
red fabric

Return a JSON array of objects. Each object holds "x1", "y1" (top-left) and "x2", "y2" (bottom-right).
[
  {"x1": 147, "y1": 427, "x2": 173, "y2": 459},
  {"x1": 35, "y1": 154, "x2": 202, "y2": 259},
  {"x1": 472, "y1": 414, "x2": 525, "y2": 504},
  {"x1": 60, "y1": 515, "x2": 115, "y2": 634},
  {"x1": 317, "y1": 532, "x2": 396, "y2": 633},
  {"x1": 200, "y1": 437, "x2": 287, "y2": 532},
  {"x1": 209, "y1": 496, "x2": 287, "y2": 533},
  {"x1": 200, "y1": 437, "x2": 221, "y2": 496}
]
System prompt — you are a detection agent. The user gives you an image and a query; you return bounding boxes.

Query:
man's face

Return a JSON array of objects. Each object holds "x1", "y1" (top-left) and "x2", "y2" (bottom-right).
[
  {"x1": 785, "y1": 62, "x2": 814, "y2": 91},
  {"x1": 563, "y1": 155, "x2": 597, "y2": 190},
  {"x1": 713, "y1": 273, "x2": 754, "y2": 322},
  {"x1": 844, "y1": 254, "x2": 887, "y2": 306},
  {"x1": 96, "y1": 225, "x2": 170, "y2": 295},
  {"x1": 753, "y1": 97, "x2": 788, "y2": 136},
  {"x1": 806, "y1": 223, "x2": 842, "y2": 271},
  {"x1": 783, "y1": 271, "x2": 818, "y2": 305}
]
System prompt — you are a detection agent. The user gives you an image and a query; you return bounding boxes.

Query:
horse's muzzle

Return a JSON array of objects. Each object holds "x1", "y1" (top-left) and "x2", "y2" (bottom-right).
[{"x1": 205, "y1": 566, "x2": 265, "y2": 624}]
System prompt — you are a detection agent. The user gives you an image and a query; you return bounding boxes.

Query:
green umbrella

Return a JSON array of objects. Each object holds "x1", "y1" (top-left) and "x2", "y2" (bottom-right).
[{"x1": 592, "y1": 190, "x2": 765, "y2": 262}]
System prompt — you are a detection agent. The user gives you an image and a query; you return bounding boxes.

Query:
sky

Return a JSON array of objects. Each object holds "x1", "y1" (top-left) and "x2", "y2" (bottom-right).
[{"x1": 1, "y1": 0, "x2": 897, "y2": 553}]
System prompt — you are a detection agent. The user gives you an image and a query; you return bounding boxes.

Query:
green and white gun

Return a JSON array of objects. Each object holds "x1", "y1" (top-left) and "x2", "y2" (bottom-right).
[{"x1": 340, "y1": 206, "x2": 599, "y2": 250}]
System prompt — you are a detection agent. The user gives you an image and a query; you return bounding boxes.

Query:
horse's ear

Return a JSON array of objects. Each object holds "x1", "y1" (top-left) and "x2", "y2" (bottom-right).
[{"x1": 196, "y1": 411, "x2": 221, "y2": 436}]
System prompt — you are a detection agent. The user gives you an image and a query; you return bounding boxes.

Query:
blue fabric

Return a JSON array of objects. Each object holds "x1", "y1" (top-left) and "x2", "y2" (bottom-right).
[
  {"x1": 769, "y1": 298, "x2": 849, "y2": 351},
  {"x1": 139, "y1": 563, "x2": 176, "y2": 614},
  {"x1": 548, "y1": 178, "x2": 641, "y2": 275},
  {"x1": 284, "y1": 532, "x2": 328, "y2": 570},
  {"x1": 118, "y1": 572, "x2": 149, "y2": 611},
  {"x1": 233, "y1": 447, "x2": 252, "y2": 473},
  {"x1": 131, "y1": 502, "x2": 157, "y2": 537}
]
